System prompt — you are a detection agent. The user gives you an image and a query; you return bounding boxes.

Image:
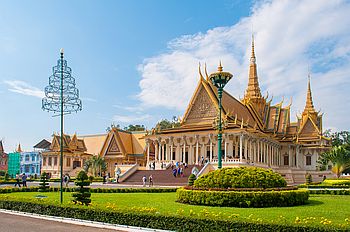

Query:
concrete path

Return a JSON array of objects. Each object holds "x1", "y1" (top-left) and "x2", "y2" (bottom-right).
[{"x1": 0, "y1": 210, "x2": 171, "y2": 232}]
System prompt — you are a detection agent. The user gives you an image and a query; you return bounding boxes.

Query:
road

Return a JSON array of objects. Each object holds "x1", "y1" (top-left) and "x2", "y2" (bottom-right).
[{"x1": 0, "y1": 212, "x2": 125, "y2": 232}]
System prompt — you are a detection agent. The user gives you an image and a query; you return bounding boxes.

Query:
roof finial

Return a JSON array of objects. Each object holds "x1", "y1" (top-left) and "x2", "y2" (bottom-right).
[
  {"x1": 204, "y1": 62, "x2": 209, "y2": 81},
  {"x1": 198, "y1": 62, "x2": 204, "y2": 79},
  {"x1": 250, "y1": 34, "x2": 256, "y2": 63},
  {"x1": 16, "y1": 143, "x2": 22, "y2": 153},
  {"x1": 218, "y1": 60, "x2": 223, "y2": 72}
]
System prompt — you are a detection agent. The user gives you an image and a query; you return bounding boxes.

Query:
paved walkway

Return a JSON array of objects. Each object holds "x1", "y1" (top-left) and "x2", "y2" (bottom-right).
[
  {"x1": 0, "y1": 182, "x2": 181, "y2": 189},
  {"x1": 0, "y1": 210, "x2": 171, "y2": 232}
]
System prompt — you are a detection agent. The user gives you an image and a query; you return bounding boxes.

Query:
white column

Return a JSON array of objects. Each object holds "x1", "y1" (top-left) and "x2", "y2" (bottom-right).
[
  {"x1": 196, "y1": 141, "x2": 199, "y2": 165},
  {"x1": 239, "y1": 134, "x2": 243, "y2": 161},
  {"x1": 296, "y1": 146, "x2": 299, "y2": 168},
  {"x1": 224, "y1": 139, "x2": 227, "y2": 162},
  {"x1": 210, "y1": 141, "x2": 213, "y2": 162},
  {"x1": 288, "y1": 145, "x2": 292, "y2": 167},
  {"x1": 147, "y1": 142, "x2": 150, "y2": 164},
  {"x1": 235, "y1": 136, "x2": 238, "y2": 158},
  {"x1": 244, "y1": 137, "x2": 248, "y2": 160},
  {"x1": 183, "y1": 144, "x2": 186, "y2": 163},
  {"x1": 170, "y1": 144, "x2": 173, "y2": 161},
  {"x1": 161, "y1": 144, "x2": 165, "y2": 161},
  {"x1": 158, "y1": 144, "x2": 162, "y2": 161},
  {"x1": 155, "y1": 143, "x2": 159, "y2": 161}
]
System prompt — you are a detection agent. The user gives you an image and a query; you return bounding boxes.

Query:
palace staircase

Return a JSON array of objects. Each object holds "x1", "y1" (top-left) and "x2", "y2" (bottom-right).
[{"x1": 122, "y1": 165, "x2": 203, "y2": 186}]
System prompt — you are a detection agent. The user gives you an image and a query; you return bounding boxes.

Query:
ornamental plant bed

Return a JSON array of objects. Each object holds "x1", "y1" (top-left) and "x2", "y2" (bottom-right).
[
  {"x1": 183, "y1": 186, "x2": 298, "y2": 191},
  {"x1": 176, "y1": 188, "x2": 309, "y2": 208},
  {"x1": 177, "y1": 167, "x2": 309, "y2": 207}
]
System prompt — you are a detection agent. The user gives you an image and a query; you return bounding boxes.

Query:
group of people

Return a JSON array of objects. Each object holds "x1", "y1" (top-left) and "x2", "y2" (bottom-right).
[
  {"x1": 14, "y1": 173, "x2": 27, "y2": 188},
  {"x1": 142, "y1": 175, "x2": 153, "y2": 187},
  {"x1": 171, "y1": 161, "x2": 188, "y2": 178}
]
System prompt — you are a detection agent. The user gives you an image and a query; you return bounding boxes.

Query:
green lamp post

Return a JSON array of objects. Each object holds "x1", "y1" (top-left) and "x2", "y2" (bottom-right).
[{"x1": 209, "y1": 62, "x2": 233, "y2": 169}]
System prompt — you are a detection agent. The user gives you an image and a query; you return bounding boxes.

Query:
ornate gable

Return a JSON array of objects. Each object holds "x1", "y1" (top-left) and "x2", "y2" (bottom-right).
[
  {"x1": 298, "y1": 117, "x2": 320, "y2": 137},
  {"x1": 182, "y1": 78, "x2": 218, "y2": 126},
  {"x1": 107, "y1": 137, "x2": 120, "y2": 153},
  {"x1": 69, "y1": 134, "x2": 78, "y2": 150},
  {"x1": 100, "y1": 128, "x2": 127, "y2": 157},
  {"x1": 50, "y1": 136, "x2": 60, "y2": 151}
]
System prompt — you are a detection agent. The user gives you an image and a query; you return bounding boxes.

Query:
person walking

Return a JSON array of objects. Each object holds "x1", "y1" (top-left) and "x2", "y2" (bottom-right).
[
  {"x1": 142, "y1": 175, "x2": 147, "y2": 187},
  {"x1": 64, "y1": 174, "x2": 70, "y2": 187},
  {"x1": 149, "y1": 175, "x2": 153, "y2": 187},
  {"x1": 21, "y1": 173, "x2": 27, "y2": 188},
  {"x1": 172, "y1": 168, "x2": 177, "y2": 178},
  {"x1": 14, "y1": 173, "x2": 21, "y2": 187},
  {"x1": 116, "y1": 173, "x2": 120, "y2": 183}
]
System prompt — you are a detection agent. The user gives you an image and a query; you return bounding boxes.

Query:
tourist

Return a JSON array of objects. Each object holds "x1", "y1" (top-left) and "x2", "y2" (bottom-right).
[
  {"x1": 149, "y1": 175, "x2": 153, "y2": 187},
  {"x1": 149, "y1": 163, "x2": 152, "y2": 170},
  {"x1": 152, "y1": 161, "x2": 155, "y2": 170},
  {"x1": 184, "y1": 163, "x2": 188, "y2": 169},
  {"x1": 63, "y1": 174, "x2": 69, "y2": 187},
  {"x1": 180, "y1": 168, "x2": 184, "y2": 177},
  {"x1": 177, "y1": 167, "x2": 181, "y2": 177},
  {"x1": 142, "y1": 175, "x2": 147, "y2": 187},
  {"x1": 161, "y1": 162, "x2": 163, "y2": 169},
  {"x1": 106, "y1": 173, "x2": 109, "y2": 183},
  {"x1": 102, "y1": 172, "x2": 106, "y2": 184},
  {"x1": 21, "y1": 173, "x2": 27, "y2": 188},
  {"x1": 116, "y1": 173, "x2": 120, "y2": 183},
  {"x1": 172, "y1": 168, "x2": 177, "y2": 178},
  {"x1": 14, "y1": 173, "x2": 21, "y2": 187}
]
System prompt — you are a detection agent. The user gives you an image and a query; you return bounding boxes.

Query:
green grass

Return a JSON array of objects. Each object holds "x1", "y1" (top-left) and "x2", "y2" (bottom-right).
[{"x1": 1, "y1": 192, "x2": 350, "y2": 228}]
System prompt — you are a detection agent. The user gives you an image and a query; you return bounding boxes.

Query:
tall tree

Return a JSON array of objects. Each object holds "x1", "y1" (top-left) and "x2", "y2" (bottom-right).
[
  {"x1": 84, "y1": 156, "x2": 107, "y2": 177},
  {"x1": 318, "y1": 130, "x2": 350, "y2": 177}
]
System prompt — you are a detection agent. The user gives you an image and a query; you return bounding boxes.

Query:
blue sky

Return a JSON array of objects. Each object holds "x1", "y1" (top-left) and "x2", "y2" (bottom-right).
[{"x1": 1, "y1": 0, "x2": 349, "y2": 151}]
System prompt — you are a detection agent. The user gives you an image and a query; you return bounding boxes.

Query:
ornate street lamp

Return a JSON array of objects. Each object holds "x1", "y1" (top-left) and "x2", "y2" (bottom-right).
[
  {"x1": 42, "y1": 49, "x2": 82, "y2": 204},
  {"x1": 209, "y1": 62, "x2": 233, "y2": 169}
]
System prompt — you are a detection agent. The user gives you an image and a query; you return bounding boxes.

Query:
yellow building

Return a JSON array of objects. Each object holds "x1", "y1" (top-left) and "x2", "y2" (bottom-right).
[
  {"x1": 41, "y1": 128, "x2": 146, "y2": 178},
  {"x1": 144, "y1": 39, "x2": 332, "y2": 183}
]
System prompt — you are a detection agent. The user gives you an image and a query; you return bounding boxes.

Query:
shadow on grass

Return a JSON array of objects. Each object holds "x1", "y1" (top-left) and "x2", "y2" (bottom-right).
[{"x1": 301, "y1": 199, "x2": 324, "y2": 207}]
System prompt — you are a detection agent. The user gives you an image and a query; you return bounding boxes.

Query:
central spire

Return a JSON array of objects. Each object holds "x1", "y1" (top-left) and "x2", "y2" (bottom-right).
[
  {"x1": 303, "y1": 74, "x2": 316, "y2": 114},
  {"x1": 244, "y1": 35, "x2": 262, "y2": 100}
]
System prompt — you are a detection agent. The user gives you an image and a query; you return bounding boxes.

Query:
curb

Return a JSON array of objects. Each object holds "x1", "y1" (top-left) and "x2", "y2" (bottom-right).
[{"x1": 0, "y1": 209, "x2": 172, "y2": 232}]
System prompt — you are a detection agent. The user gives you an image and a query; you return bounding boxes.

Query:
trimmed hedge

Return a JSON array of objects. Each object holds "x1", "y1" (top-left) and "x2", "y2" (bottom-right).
[
  {"x1": 0, "y1": 186, "x2": 177, "y2": 194},
  {"x1": 309, "y1": 189, "x2": 350, "y2": 195},
  {"x1": 176, "y1": 188, "x2": 309, "y2": 208},
  {"x1": 194, "y1": 167, "x2": 287, "y2": 189},
  {"x1": 0, "y1": 200, "x2": 344, "y2": 232},
  {"x1": 322, "y1": 179, "x2": 350, "y2": 186}
]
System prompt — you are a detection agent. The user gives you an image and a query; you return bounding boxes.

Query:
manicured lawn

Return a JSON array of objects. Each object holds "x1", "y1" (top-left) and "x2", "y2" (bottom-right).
[{"x1": 2, "y1": 192, "x2": 350, "y2": 228}]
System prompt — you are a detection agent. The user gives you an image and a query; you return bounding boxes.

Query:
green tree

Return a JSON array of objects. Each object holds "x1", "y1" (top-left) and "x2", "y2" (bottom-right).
[
  {"x1": 155, "y1": 116, "x2": 181, "y2": 131},
  {"x1": 318, "y1": 146, "x2": 350, "y2": 178},
  {"x1": 84, "y1": 156, "x2": 107, "y2": 177},
  {"x1": 123, "y1": 124, "x2": 145, "y2": 131},
  {"x1": 38, "y1": 172, "x2": 50, "y2": 192},
  {"x1": 72, "y1": 170, "x2": 91, "y2": 205}
]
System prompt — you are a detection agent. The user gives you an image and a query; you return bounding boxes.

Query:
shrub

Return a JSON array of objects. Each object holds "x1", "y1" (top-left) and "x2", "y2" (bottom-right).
[
  {"x1": 194, "y1": 167, "x2": 287, "y2": 189},
  {"x1": 322, "y1": 179, "x2": 350, "y2": 186},
  {"x1": 72, "y1": 171, "x2": 91, "y2": 205},
  {"x1": 176, "y1": 188, "x2": 309, "y2": 208},
  {"x1": 38, "y1": 172, "x2": 50, "y2": 192},
  {"x1": 188, "y1": 174, "x2": 196, "y2": 186}
]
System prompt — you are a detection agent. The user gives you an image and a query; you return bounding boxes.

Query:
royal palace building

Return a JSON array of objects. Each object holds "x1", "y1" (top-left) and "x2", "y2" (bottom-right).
[
  {"x1": 39, "y1": 128, "x2": 146, "y2": 178},
  {"x1": 144, "y1": 39, "x2": 332, "y2": 182}
]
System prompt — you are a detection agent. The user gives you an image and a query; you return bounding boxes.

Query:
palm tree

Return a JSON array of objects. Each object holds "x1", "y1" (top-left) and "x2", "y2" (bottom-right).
[
  {"x1": 318, "y1": 145, "x2": 350, "y2": 178},
  {"x1": 84, "y1": 156, "x2": 107, "y2": 177}
]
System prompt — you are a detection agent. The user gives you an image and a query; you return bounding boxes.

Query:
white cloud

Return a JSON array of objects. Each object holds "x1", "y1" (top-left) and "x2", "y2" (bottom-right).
[
  {"x1": 4, "y1": 80, "x2": 44, "y2": 98},
  {"x1": 112, "y1": 114, "x2": 152, "y2": 124},
  {"x1": 81, "y1": 97, "x2": 97, "y2": 103},
  {"x1": 137, "y1": 0, "x2": 350, "y2": 131}
]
